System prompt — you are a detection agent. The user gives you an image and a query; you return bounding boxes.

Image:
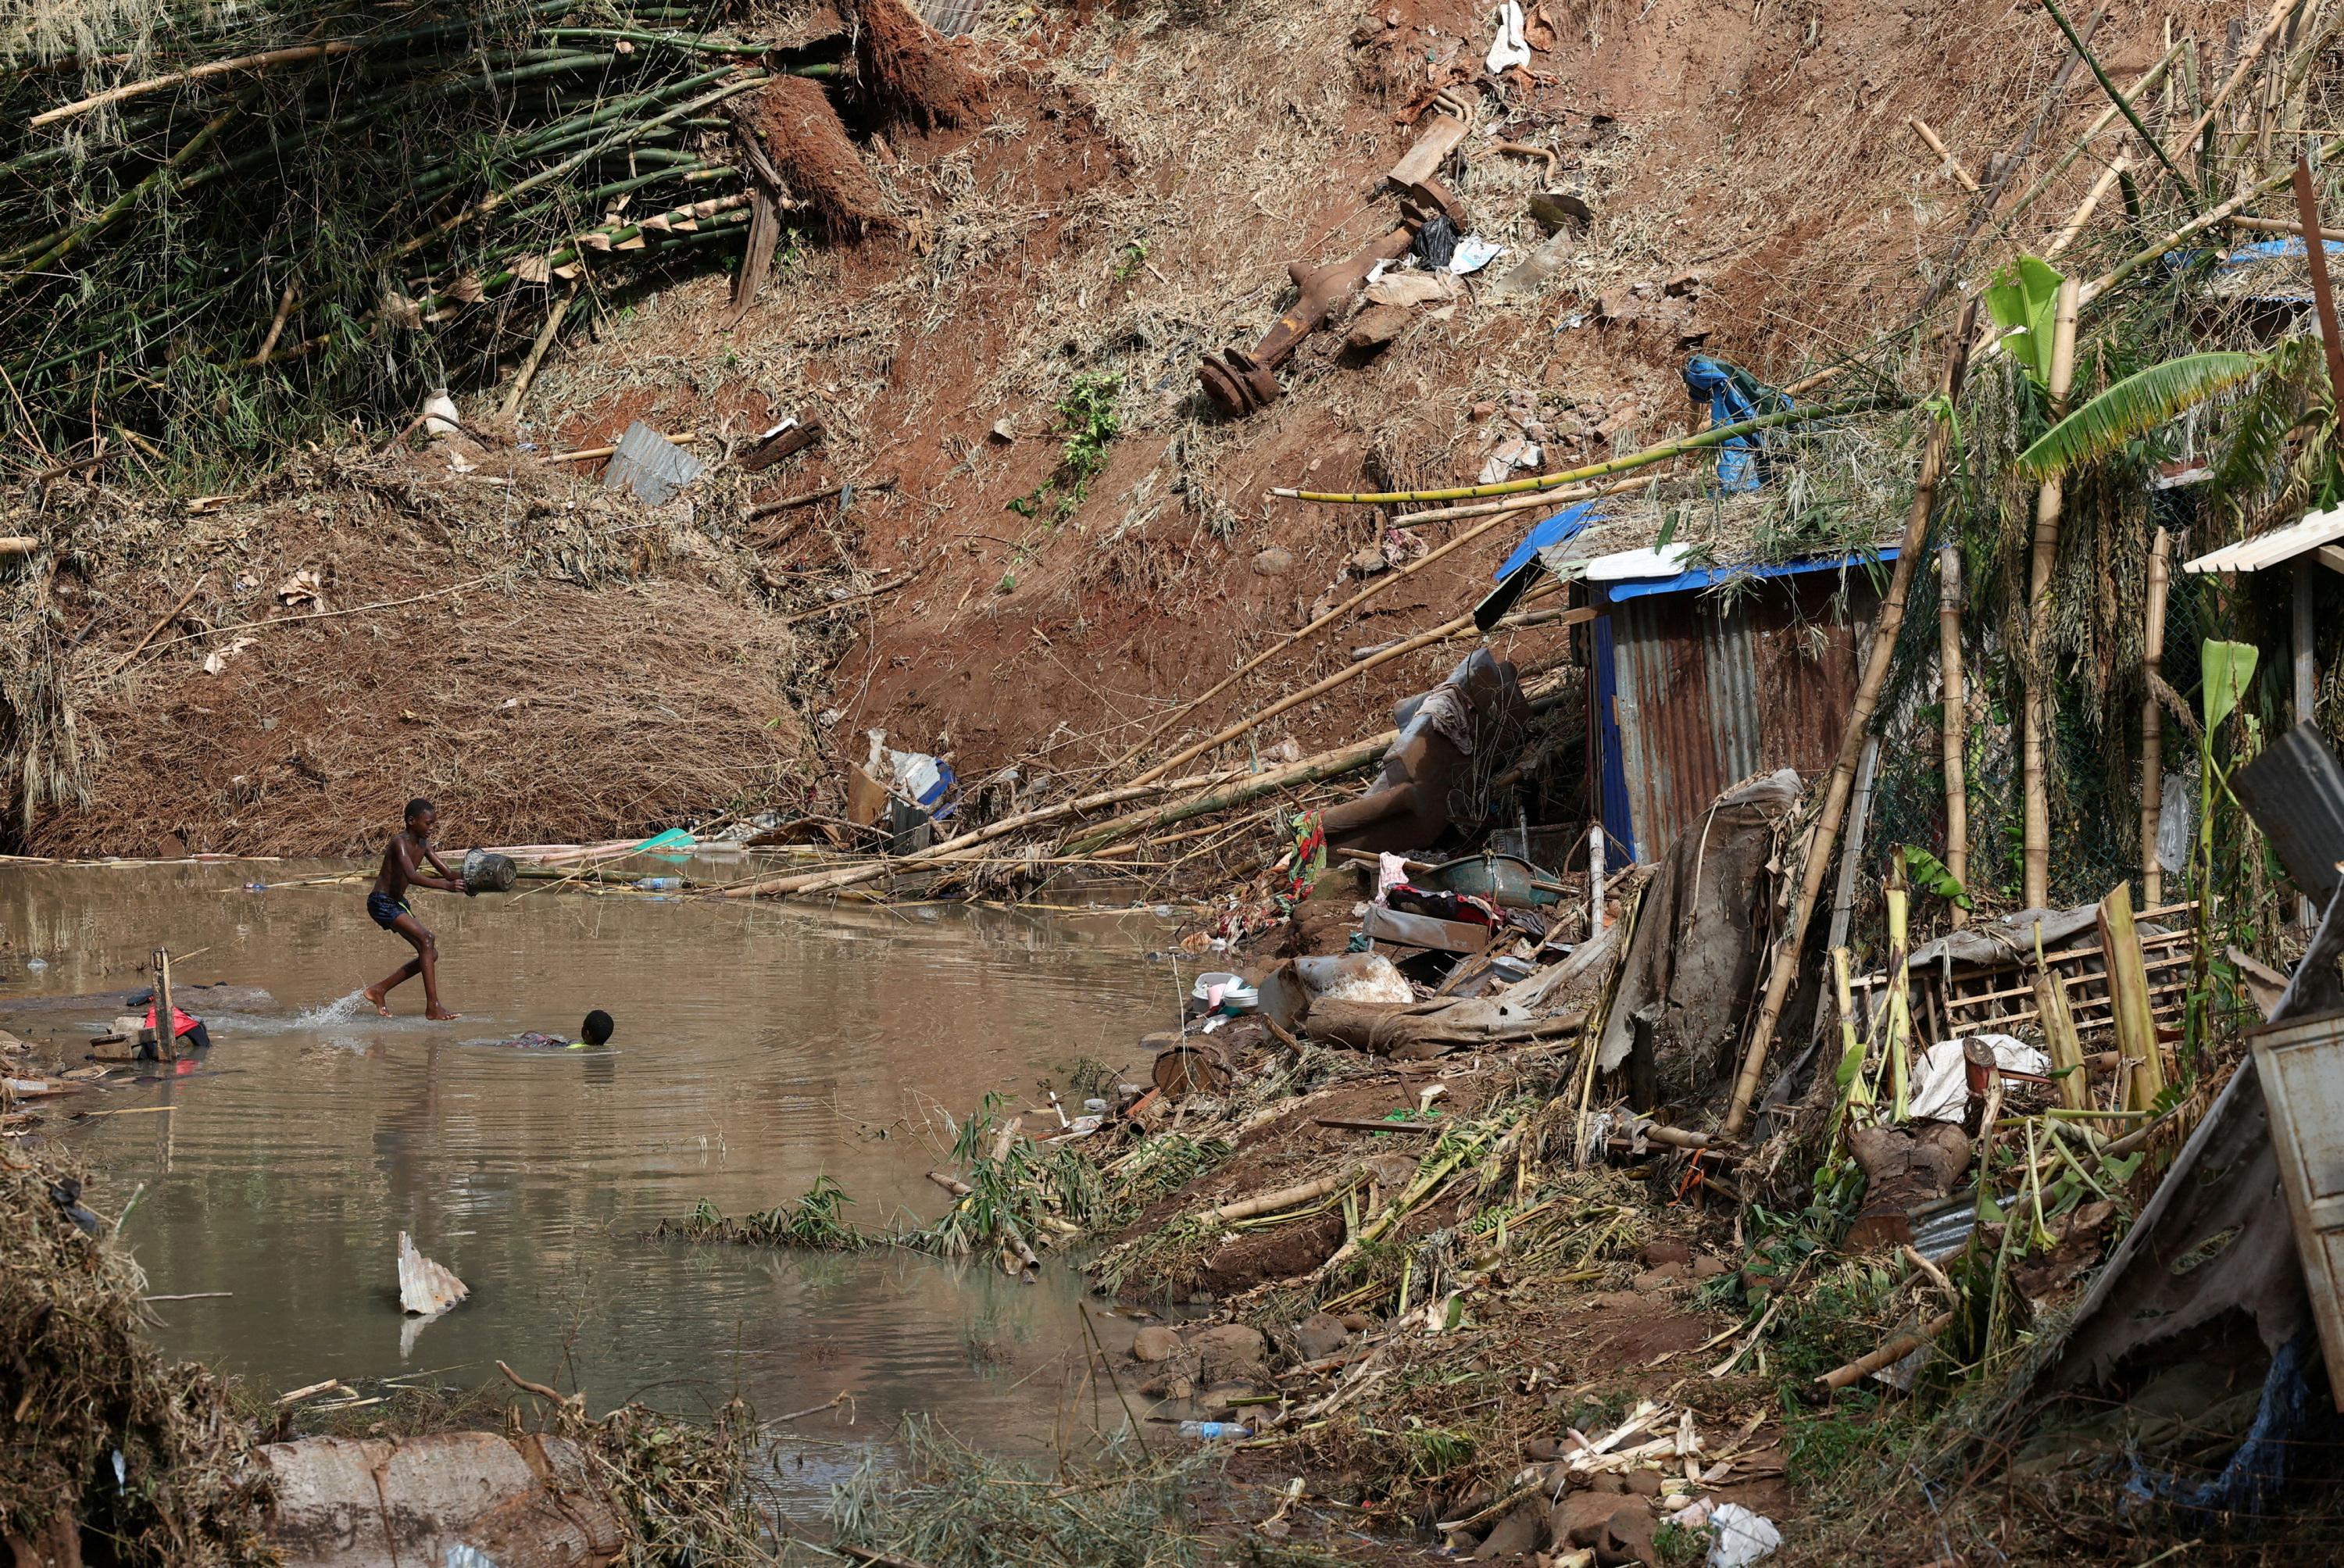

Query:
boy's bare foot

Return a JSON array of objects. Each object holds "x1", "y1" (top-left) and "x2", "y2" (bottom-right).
[
  {"x1": 427, "y1": 1006, "x2": 459, "y2": 1021},
  {"x1": 363, "y1": 985, "x2": 392, "y2": 1017}
]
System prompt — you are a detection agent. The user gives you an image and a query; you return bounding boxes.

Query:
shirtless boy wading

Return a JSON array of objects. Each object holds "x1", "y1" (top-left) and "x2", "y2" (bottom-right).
[{"x1": 364, "y1": 798, "x2": 474, "y2": 1019}]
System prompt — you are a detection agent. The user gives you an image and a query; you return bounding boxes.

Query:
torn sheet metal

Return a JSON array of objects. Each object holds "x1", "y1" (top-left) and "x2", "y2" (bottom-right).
[
  {"x1": 2231, "y1": 721, "x2": 2344, "y2": 905},
  {"x1": 601, "y1": 420, "x2": 706, "y2": 505}
]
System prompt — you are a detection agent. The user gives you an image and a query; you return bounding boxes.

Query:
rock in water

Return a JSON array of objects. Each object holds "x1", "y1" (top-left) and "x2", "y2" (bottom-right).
[{"x1": 397, "y1": 1232, "x2": 469, "y2": 1316}]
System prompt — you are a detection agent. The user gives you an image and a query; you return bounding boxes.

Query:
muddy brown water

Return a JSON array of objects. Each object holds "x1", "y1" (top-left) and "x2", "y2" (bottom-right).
[{"x1": 0, "y1": 859, "x2": 1182, "y2": 1509}]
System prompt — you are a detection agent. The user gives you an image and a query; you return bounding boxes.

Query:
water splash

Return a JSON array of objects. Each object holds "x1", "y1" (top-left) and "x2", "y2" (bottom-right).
[{"x1": 293, "y1": 991, "x2": 373, "y2": 1028}]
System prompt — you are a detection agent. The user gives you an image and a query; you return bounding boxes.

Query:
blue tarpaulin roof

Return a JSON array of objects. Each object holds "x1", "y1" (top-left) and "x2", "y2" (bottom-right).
[
  {"x1": 1492, "y1": 498, "x2": 1605, "y2": 580},
  {"x1": 1601, "y1": 548, "x2": 1897, "y2": 601}
]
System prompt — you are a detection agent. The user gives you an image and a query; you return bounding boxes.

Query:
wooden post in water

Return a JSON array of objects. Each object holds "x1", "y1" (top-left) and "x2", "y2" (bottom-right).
[
  {"x1": 152, "y1": 946, "x2": 176, "y2": 1063},
  {"x1": 2142, "y1": 527, "x2": 2171, "y2": 904}
]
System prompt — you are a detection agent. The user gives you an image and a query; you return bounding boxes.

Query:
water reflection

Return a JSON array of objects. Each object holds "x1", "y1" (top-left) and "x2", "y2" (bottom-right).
[{"x1": 0, "y1": 860, "x2": 1173, "y2": 1509}]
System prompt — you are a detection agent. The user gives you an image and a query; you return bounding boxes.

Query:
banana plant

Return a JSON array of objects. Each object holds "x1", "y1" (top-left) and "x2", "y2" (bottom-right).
[{"x1": 2016, "y1": 337, "x2": 2328, "y2": 489}]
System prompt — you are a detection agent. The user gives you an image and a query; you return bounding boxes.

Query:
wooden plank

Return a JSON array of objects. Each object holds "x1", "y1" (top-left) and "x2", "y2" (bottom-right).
[{"x1": 1389, "y1": 113, "x2": 1470, "y2": 187}]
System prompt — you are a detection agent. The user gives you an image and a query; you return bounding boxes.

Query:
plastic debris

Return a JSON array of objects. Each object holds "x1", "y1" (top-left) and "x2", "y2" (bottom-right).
[
  {"x1": 1448, "y1": 234, "x2": 1506, "y2": 274},
  {"x1": 1485, "y1": 0, "x2": 1531, "y2": 72},
  {"x1": 600, "y1": 420, "x2": 706, "y2": 505},
  {"x1": 1706, "y1": 1503, "x2": 1781, "y2": 1566},
  {"x1": 397, "y1": 1232, "x2": 470, "y2": 1316}
]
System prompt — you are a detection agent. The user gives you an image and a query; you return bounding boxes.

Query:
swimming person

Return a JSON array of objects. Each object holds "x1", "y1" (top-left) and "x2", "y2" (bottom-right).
[
  {"x1": 363, "y1": 798, "x2": 474, "y2": 1020},
  {"x1": 499, "y1": 1011, "x2": 616, "y2": 1050}
]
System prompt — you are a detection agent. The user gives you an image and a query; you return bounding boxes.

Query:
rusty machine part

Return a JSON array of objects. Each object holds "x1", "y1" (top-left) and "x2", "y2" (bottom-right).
[{"x1": 1199, "y1": 224, "x2": 1417, "y2": 417}]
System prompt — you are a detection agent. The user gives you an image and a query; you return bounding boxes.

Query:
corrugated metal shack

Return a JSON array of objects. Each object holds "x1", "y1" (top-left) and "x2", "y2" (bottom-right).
[{"x1": 1585, "y1": 550, "x2": 1886, "y2": 866}]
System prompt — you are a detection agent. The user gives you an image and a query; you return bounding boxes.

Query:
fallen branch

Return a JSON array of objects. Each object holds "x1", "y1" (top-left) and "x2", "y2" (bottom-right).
[
  {"x1": 30, "y1": 41, "x2": 360, "y2": 127},
  {"x1": 1816, "y1": 1310, "x2": 1954, "y2": 1391},
  {"x1": 107, "y1": 573, "x2": 211, "y2": 675}
]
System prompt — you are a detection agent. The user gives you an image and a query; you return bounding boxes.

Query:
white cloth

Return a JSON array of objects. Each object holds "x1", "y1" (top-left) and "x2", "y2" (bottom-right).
[
  {"x1": 1706, "y1": 1503, "x2": 1781, "y2": 1567},
  {"x1": 1485, "y1": 0, "x2": 1531, "y2": 72},
  {"x1": 1909, "y1": 1034, "x2": 2050, "y2": 1123}
]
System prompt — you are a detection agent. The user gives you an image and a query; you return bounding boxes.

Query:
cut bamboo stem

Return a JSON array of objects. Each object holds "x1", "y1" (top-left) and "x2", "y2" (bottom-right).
[
  {"x1": 499, "y1": 278, "x2": 579, "y2": 420},
  {"x1": 1816, "y1": 1311, "x2": 1954, "y2": 1391},
  {"x1": 1906, "y1": 117, "x2": 1979, "y2": 192},
  {"x1": 2021, "y1": 277, "x2": 2081, "y2": 913},
  {"x1": 2099, "y1": 883, "x2": 2165, "y2": 1109},
  {"x1": 2035, "y1": 930, "x2": 2090, "y2": 1113},
  {"x1": 1723, "y1": 300, "x2": 1977, "y2": 1137},
  {"x1": 1210, "y1": 1174, "x2": 1345, "y2": 1223},
  {"x1": 1937, "y1": 545, "x2": 1969, "y2": 927},
  {"x1": 2142, "y1": 527, "x2": 2171, "y2": 903},
  {"x1": 30, "y1": 41, "x2": 360, "y2": 127}
]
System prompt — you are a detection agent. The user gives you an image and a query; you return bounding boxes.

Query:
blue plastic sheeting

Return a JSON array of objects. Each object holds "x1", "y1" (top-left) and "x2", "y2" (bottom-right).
[
  {"x1": 1681, "y1": 356, "x2": 1790, "y2": 491},
  {"x1": 1492, "y1": 498, "x2": 1606, "y2": 581},
  {"x1": 1589, "y1": 611, "x2": 1638, "y2": 866},
  {"x1": 2124, "y1": 1331, "x2": 2322, "y2": 1522},
  {"x1": 1603, "y1": 548, "x2": 1896, "y2": 602},
  {"x1": 2183, "y1": 236, "x2": 2344, "y2": 303}
]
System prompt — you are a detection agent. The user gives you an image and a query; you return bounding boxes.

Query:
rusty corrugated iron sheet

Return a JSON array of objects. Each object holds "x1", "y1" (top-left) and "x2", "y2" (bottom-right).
[{"x1": 1607, "y1": 571, "x2": 1873, "y2": 863}]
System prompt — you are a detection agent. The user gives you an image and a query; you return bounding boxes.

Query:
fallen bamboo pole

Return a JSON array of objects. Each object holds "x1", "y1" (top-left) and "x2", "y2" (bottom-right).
[
  {"x1": 30, "y1": 41, "x2": 361, "y2": 127},
  {"x1": 2142, "y1": 527, "x2": 2171, "y2": 903},
  {"x1": 1906, "y1": 117, "x2": 1978, "y2": 192},
  {"x1": 1724, "y1": 301, "x2": 1978, "y2": 1137},
  {"x1": 1139, "y1": 610, "x2": 1478, "y2": 784},
  {"x1": 1816, "y1": 1310, "x2": 1954, "y2": 1391},
  {"x1": 713, "y1": 766, "x2": 1249, "y2": 898},
  {"x1": 1107, "y1": 475, "x2": 1640, "y2": 778},
  {"x1": 1269, "y1": 397, "x2": 1885, "y2": 505},
  {"x1": 1067, "y1": 731, "x2": 1398, "y2": 856},
  {"x1": 2229, "y1": 211, "x2": 2344, "y2": 242},
  {"x1": 2021, "y1": 277, "x2": 2081, "y2": 913},
  {"x1": 1210, "y1": 1174, "x2": 1345, "y2": 1223},
  {"x1": 2081, "y1": 131, "x2": 2344, "y2": 308},
  {"x1": 1938, "y1": 545, "x2": 1969, "y2": 927},
  {"x1": 499, "y1": 278, "x2": 577, "y2": 420}
]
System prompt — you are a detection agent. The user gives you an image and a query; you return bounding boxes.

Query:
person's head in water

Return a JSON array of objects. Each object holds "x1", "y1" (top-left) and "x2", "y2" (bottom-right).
[
  {"x1": 580, "y1": 1010, "x2": 614, "y2": 1047},
  {"x1": 405, "y1": 798, "x2": 436, "y2": 840}
]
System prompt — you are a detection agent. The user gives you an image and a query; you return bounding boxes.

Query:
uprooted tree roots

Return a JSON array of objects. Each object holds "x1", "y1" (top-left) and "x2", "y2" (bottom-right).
[{"x1": 852, "y1": 0, "x2": 985, "y2": 130}]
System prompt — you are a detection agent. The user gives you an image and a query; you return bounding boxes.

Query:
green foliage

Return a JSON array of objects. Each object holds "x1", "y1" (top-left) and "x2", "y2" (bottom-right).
[
  {"x1": 1983, "y1": 254, "x2": 2066, "y2": 387},
  {"x1": 2201, "y1": 638, "x2": 2260, "y2": 731},
  {"x1": 1007, "y1": 372, "x2": 1122, "y2": 524},
  {"x1": 2016, "y1": 351, "x2": 2267, "y2": 477},
  {"x1": 1898, "y1": 844, "x2": 1971, "y2": 909}
]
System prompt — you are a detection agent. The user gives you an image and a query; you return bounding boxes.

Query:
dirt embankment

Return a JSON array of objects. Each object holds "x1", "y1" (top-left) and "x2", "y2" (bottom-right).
[{"x1": 6, "y1": 0, "x2": 2213, "y2": 854}]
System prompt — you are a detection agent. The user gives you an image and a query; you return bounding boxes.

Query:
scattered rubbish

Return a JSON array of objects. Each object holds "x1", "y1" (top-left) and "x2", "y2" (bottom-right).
[
  {"x1": 1188, "y1": 972, "x2": 1260, "y2": 1015},
  {"x1": 1412, "y1": 213, "x2": 1459, "y2": 270},
  {"x1": 633, "y1": 876, "x2": 683, "y2": 891},
  {"x1": 1706, "y1": 1503, "x2": 1781, "y2": 1566},
  {"x1": 1176, "y1": 1420, "x2": 1251, "y2": 1439},
  {"x1": 1484, "y1": 0, "x2": 1531, "y2": 73},
  {"x1": 600, "y1": 420, "x2": 707, "y2": 505},
  {"x1": 396, "y1": 1231, "x2": 469, "y2": 1316},
  {"x1": 736, "y1": 415, "x2": 826, "y2": 473},
  {"x1": 1447, "y1": 234, "x2": 1505, "y2": 274}
]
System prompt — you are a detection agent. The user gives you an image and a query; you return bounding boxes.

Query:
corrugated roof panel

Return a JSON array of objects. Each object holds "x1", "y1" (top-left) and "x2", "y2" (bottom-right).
[{"x1": 2182, "y1": 505, "x2": 2344, "y2": 574}]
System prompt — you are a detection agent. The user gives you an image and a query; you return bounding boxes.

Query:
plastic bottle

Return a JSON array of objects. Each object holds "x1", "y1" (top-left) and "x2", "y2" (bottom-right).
[
  {"x1": 1177, "y1": 1420, "x2": 1249, "y2": 1439},
  {"x1": 633, "y1": 876, "x2": 682, "y2": 891}
]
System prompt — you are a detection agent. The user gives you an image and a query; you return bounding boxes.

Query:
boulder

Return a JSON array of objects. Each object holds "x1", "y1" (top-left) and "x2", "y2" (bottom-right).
[
  {"x1": 1553, "y1": 1489, "x2": 1634, "y2": 1548},
  {"x1": 1691, "y1": 1252, "x2": 1728, "y2": 1280},
  {"x1": 1190, "y1": 1323, "x2": 1268, "y2": 1382},
  {"x1": 1129, "y1": 1325, "x2": 1182, "y2": 1363},
  {"x1": 1596, "y1": 1496, "x2": 1658, "y2": 1567},
  {"x1": 1252, "y1": 546, "x2": 1296, "y2": 577},
  {"x1": 1473, "y1": 1499, "x2": 1548, "y2": 1559},
  {"x1": 1293, "y1": 1311, "x2": 1350, "y2": 1360},
  {"x1": 1638, "y1": 1240, "x2": 1692, "y2": 1268}
]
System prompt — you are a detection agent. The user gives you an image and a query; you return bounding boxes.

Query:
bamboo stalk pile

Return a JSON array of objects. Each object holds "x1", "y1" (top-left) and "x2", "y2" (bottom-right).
[{"x1": 0, "y1": 0, "x2": 844, "y2": 468}]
